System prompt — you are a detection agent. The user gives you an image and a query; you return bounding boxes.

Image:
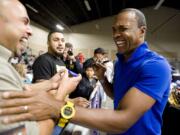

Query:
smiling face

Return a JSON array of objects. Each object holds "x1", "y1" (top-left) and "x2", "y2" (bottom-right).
[
  {"x1": 112, "y1": 11, "x2": 146, "y2": 59},
  {"x1": 48, "y1": 32, "x2": 65, "y2": 56},
  {"x1": 0, "y1": 0, "x2": 32, "y2": 56}
]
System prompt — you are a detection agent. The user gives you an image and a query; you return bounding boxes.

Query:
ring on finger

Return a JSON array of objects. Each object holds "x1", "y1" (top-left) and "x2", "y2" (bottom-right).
[{"x1": 23, "y1": 105, "x2": 28, "y2": 111}]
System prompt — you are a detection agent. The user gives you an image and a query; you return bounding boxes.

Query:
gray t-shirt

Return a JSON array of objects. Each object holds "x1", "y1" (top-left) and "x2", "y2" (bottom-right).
[{"x1": 0, "y1": 45, "x2": 39, "y2": 135}]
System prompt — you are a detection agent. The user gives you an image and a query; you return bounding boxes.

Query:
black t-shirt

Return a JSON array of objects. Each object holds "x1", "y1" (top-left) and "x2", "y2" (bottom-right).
[
  {"x1": 69, "y1": 75, "x2": 97, "y2": 100},
  {"x1": 64, "y1": 59, "x2": 83, "y2": 74},
  {"x1": 32, "y1": 53, "x2": 65, "y2": 82}
]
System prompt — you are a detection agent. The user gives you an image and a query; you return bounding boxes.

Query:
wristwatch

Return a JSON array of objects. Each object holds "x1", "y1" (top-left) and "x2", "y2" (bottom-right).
[{"x1": 58, "y1": 101, "x2": 75, "y2": 128}]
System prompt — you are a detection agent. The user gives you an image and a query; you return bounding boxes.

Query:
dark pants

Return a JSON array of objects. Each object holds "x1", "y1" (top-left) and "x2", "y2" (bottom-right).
[{"x1": 162, "y1": 102, "x2": 180, "y2": 135}]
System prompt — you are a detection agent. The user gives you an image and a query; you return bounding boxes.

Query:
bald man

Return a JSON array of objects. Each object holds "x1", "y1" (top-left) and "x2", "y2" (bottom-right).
[
  {"x1": 0, "y1": 1, "x2": 82, "y2": 134},
  {"x1": 0, "y1": 0, "x2": 39, "y2": 134}
]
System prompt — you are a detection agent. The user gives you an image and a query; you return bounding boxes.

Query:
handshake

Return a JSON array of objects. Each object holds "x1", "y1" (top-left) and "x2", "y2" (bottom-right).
[{"x1": 0, "y1": 69, "x2": 82, "y2": 124}]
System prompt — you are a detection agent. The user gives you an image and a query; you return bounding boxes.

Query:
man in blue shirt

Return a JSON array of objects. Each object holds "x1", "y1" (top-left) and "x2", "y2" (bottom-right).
[
  {"x1": 109, "y1": 8, "x2": 171, "y2": 135},
  {"x1": 0, "y1": 8, "x2": 171, "y2": 135}
]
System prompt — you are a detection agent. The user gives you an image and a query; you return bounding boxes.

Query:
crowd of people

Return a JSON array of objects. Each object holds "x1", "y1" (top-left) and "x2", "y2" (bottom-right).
[{"x1": 0, "y1": 0, "x2": 174, "y2": 135}]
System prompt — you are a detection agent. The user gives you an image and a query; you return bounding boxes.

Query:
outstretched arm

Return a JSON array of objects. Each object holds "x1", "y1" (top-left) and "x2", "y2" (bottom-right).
[
  {"x1": 71, "y1": 87, "x2": 155, "y2": 133},
  {"x1": 0, "y1": 87, "x2": 155, "y2": 134},
  {"x1": 0, "y1": 70, "x2": 82, "y2": 135}
]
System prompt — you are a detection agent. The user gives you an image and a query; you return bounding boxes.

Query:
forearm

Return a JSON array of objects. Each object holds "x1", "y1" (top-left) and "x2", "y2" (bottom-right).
[
  {"x1": 28, "y1": 80, "x2": 55, "y2": 92},
  {"x1": 71, "y1": 107, "x2": 129, "y2": 134},
  {"x1": 100, "y1": 78, "x2": 114, "y2": 99},
  {"x1": 37, "y1": 101, "x2": 66, "y2": 135},
  {"x1": 38, "y1": 119, "x2": 55, "y2": 135}
]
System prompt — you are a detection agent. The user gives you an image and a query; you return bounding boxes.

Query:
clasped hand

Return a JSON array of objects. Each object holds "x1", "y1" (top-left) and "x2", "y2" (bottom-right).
[{"x1": 0, "y1": 69, "x2": 82, "y2": 124}]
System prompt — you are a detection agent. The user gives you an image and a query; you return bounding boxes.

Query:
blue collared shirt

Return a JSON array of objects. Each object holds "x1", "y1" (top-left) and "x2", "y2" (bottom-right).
[{"x1": 113, "y1": 42, "x2": 171, "y2": 135}]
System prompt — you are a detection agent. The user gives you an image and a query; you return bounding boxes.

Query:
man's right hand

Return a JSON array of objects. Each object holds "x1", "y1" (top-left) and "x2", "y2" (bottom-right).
[{"x1": 93, "y1": 62, "x2": 106, "y2": 80}]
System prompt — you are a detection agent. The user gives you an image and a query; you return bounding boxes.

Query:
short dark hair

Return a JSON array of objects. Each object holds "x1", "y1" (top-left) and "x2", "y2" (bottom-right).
[
  {"x1": 83, "y1": 60, "x2": 94, "y2": 71},
  {"x1": 47, "y1": 30, "x2": 63, "y2": 41},
  {"x1": 94, "y1": 47, "x2": 105, "y2": 54},
  {"x1": 118, "y1": 8, "x2": 147, "y2": 28},
  {"x1": 65, "y1": 42, "x2": 73, "y2": 48}
]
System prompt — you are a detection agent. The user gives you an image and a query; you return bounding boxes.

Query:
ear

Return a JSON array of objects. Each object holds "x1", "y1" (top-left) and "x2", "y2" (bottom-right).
[{"x1": 139, "y1": 26, "x2": 146, "y2": 37}]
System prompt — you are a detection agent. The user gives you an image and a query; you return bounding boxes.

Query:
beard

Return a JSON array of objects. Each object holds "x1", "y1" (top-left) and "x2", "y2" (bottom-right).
[
  {"x1": 55, "y1": 51, "x2": 63, "y2": 57},
  {"x1": 50, "y1": 46, "x2": 64, "y2": 57}
]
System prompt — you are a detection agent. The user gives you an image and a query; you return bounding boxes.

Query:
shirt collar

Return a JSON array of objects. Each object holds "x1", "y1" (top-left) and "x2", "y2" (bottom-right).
[
  {"x1": 0, "y1": 44, "x2": 12, "y2": 62},
  {"x1": 47, "y1": 52, "x2": 63, "y2": 60},
  {"x1": 116, "y1": 42, "x2": 149, "y2": 63}
]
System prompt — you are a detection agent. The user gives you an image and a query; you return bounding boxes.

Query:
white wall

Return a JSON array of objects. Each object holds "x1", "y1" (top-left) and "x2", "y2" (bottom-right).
[
  {"x1": 29, "y1": 6, "x2": 180, "y2": 61},
  {"x1": 28, "y1": 21, "x2": 49, "y2": 55},
  {"x1": 64, "y1": 15, "x2": 116, "y2": 59},
  {"x1": 144, "y1": 7, "x2": 180, "y2": 60},
  {"x1": 65, "y1": 6, "x2": 180, "y2": 60}
]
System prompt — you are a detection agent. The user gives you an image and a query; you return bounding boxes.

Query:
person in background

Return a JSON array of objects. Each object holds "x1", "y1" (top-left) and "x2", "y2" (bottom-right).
[
  {"x1": 32, "y1": 30, "x2": 66, "y2": 83},
  {"x1": 12, "y1": 63, "x2": 28, "y2": 82},
  {"x1": 63, "y1": 42, "x2": 83, "y2": 74},
  {"x1": 75, "y1": 52, "x2": 85, "y2": 68},
  {"x1": 85, "y1": 47, "x2": 114, "y2": 83},
  {"x1": 0, "y1": 8, "x2": 172, "y2": 135},
  {"x1": 84, "y1": 47, "x2": 106, "y2": 65},
  {"x1": 9, "y1": 56, "x2": 19, "y2": 64},
  {"x1": 66, "y1": 60, "x2": 105, "y2": 135},
  {"x1": 32, "y1": 31, "x2": 88, "y2": 107},
  {"x1": 69, "y1": 60, "x2": 98, "y2": 100}
]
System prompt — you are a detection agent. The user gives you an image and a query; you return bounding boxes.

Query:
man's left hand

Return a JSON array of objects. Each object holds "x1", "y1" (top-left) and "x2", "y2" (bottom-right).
[{"x1": 0, "y1": 90, "x2": 63, "y2": 124}]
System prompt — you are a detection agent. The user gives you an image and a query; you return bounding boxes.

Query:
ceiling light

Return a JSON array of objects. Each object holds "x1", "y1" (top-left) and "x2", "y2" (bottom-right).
[
  {"x1": 56, "y1": 24, "x2": 64, "y2": 31},
  {"x1": 154, "y1": 0, "x2": 165, "y2": 10},
  {"x1": 25, "y1": 4, "x2": 38, "y2": 13},
  {"x1": 84, "y1": 0, "x2": 91, "y2": 11}
]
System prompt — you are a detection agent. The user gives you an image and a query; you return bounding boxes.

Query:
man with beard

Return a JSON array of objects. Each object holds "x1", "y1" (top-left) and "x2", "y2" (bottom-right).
[
  {"x1": 0, "y1": 8, "x2": 172, "y2": 135},
  {"x1": 32, "y1": 31, "x2": 66, "y2": 82},
  {"x1": 32, "y1": 30, "x2": 88, "y2": 106}
]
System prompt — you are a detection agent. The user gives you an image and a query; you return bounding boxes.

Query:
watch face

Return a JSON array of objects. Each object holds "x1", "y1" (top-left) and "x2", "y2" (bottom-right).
[
  {"x1": 61, "y1": 101, "x2": 75, "y2": 119},
  {"x1": 64, "y1": 106, "x2": 73, "y2": 115}
]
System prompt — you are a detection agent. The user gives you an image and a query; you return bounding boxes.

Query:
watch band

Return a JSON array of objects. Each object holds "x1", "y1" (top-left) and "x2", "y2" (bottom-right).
[{"x1": 58, "y1": 118, "x2": 68, "y2": 127}]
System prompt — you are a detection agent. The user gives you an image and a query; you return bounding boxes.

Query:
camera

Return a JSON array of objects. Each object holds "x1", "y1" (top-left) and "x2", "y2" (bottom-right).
[{"x1": 67, "y1": 50, "x2": 73, "y2": 56}]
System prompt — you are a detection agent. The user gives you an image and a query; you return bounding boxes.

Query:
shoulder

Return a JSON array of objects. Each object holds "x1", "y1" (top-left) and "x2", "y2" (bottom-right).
[
  {"x1": 137, "y1": 53, "x2": 172, "y2": 89},
  {"x1": 134, "y1": 54, "x2": 171, "y2": 101},
  {"x1": 0, "y1": 61, "x2": 19, "y2": 76},
  {"x1": 33, "y1": 53, "x2": 54, "y2": 67},
  {"x1": 35, "y1": 53, "x2": 52, "y2": 62},
  {"x1": 141, "y1": 53, "x2": 171, "y2": 76},
  {"x1": 0, "y1": 63, "x2": 23, "y2": 91}
]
